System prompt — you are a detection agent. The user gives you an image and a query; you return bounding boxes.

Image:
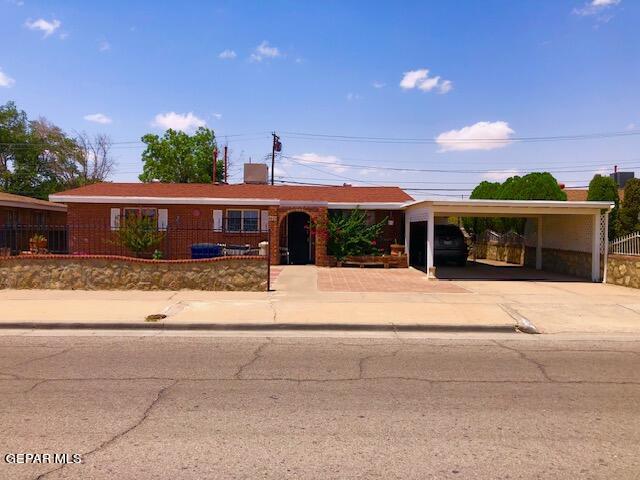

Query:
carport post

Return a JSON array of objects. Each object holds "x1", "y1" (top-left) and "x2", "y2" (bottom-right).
[
  {"x1": 426, "y1": 209, "x2": 435, "y2": 277},
  {"x1": 536, "y1": 216, "x2": 542, "y2": 270},
  {"x1": 592, "y1": 213, "x2": 601, "y2": 282}
]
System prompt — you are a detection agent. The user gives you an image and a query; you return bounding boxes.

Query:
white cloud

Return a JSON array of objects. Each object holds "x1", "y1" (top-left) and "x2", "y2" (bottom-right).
[
  {"x1": 399, "y1": 68, "x2": 452, "y2": 94},
  {"x1": 436, "y1": 121, "x2": 515, "y2": 152},
  {"x1": 291, "y1": 153, "x2": 348, "y2": 174},
  {"x1": 152, "y1": 112, "x2": 206, "y2": 133},
  {"x1": 573, "y1": 0, "x2": 620, "y2": 16},
  {"x1": 481, "y1": 169, "x2": 520, "y2": 182},
  {"x1": 372, "y1": 81, "x2": 386, "y2": 89},
  {"x1": 0, "y1": 68, "x2": 16, "y2": 88},
  {"x1": 346, "y1": 92, "x2": 361, "y2": 101},
  {"x1": 24, "y1": 18, "x2": 61, "y2": 38},
  {"x1": 212, "y1": 113, "x2": 222, "y2": 120},
  {"x1": 98, "y1": 41, "x2": 110, "y2": 52},
  {"x1": 59, "y1": 32, "x2": 69, "y2": 40},
  {"x1": 250, "y1": 41, "x2": 281, "y2": 62},
  {"x1": 218, "y1": 49, "x2": 237, "y2": 59},
  {"x1": 626, "y1": 122, "x2": 637, "y2": 130},
  {"x1": 84, "y1": 113, "x2": 112, "y2": 124}
]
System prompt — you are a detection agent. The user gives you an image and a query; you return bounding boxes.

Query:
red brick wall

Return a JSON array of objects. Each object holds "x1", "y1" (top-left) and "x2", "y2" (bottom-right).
[
  {"x1": 63, "y1": 203, "x2": 404, "y2": 264},
  {"x1": 66, "y1": 203, "x2": 270, "y2": 259}
]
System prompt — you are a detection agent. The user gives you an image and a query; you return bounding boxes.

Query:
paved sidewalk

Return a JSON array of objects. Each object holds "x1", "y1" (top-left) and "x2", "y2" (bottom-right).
[{"x1": 0, "y1": 265, "x2": 639, "y2": 334}]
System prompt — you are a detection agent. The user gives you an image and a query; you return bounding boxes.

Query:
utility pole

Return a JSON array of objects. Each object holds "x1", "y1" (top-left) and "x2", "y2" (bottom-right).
[
  {"x1": 271, "y1": 132, "x2": 281, "y2": 185},
  {"x1": 213, "y1": 147, "x2": 218, "y2": 184},
  {"x1": 223, "y1": 145, "x2": 228, "y2": 184}
]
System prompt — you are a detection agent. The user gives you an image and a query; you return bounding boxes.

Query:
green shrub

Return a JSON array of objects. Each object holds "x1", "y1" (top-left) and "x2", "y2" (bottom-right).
[
  {"x1": 113, "y1": 216, "x2": 165, "y2": 257},
  {"x1": 316, "y1": 209, "x2": 387, "y2": 260}
]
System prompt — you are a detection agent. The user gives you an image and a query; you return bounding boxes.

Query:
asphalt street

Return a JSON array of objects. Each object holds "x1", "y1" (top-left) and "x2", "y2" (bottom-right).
[{"x1": 1, "y1": 331, "x2": 639, "y2": 479}]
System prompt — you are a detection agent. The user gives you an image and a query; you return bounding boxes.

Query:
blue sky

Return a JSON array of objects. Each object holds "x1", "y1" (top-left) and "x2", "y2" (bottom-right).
[{"x1": 1, "y1": 0, "x2": 639, "y2": 197}]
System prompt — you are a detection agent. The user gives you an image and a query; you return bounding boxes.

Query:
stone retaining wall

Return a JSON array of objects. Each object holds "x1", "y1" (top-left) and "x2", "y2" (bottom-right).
[
  {"x1": 606, "y1": 254, "x2": 640, "y2": 289},
  {"x1": 524, "y1": 246, "x2": 592, "y2": 279},
  {"x1": 0, "y1": 255, "x2": 268, "y2": 291},
  {"x1": 475, "y1": 243, "x2": 523, "y2": 265}
]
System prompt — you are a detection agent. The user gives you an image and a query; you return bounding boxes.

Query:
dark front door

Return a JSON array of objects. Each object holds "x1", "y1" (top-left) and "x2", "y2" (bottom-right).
[
  {"x1": 287, "y1": 212, "x2": 311, "y2": 264},
  {"x1": 409, "y1": 221, "x2": 427, "y2": 269}
]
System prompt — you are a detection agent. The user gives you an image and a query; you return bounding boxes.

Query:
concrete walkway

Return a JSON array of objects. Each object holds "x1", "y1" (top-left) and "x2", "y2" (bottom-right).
[{"x1": 0, "y1": 265, "x2": 639, "y2": 334}]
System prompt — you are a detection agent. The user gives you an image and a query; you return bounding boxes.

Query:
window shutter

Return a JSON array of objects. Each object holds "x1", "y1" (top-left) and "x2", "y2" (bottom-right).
[
  {"x1": 261, "y1": 210, "x2": 269, "y2": 232},
  {"x1": 110, "y1": 208, "x2": 120, "y2": 230},
  {"x1": 213, "y1": 210, "x2": 223, "y2": 231},
  {"x1": 158, "y1": 209, "x2": 168, "y2": 231}
]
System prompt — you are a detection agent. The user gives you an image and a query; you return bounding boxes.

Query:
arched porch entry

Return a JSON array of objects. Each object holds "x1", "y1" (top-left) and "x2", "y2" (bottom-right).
[{"x1": 280, "y1": 211, "x2": 315, "y2": 264}]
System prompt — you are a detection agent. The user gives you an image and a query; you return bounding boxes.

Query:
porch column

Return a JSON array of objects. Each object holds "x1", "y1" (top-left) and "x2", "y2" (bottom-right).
[
  {"x1": 314, "y1": 207, "x2": 329, "y2": 266},
  {"x1": 404, "y1": 212, "x2": 411, "y2": 265},
  {"x1": 426, "y1": 209, "x2": 435, "y2": 278},
  {"x1": 592, "y1": 213, "x2": 601, "y2": 282},
  {"x1": 268, "y1": 206, "x2": 280, "y2": 265},
  {"x1": 536, "y1": 216, "x2": 543, "y2": 270}
]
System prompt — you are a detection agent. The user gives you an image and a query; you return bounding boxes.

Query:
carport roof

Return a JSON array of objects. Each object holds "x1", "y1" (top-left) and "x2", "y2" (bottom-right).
[{"x1": 404, "y1": 198, "x2": 614, "y2": 216}]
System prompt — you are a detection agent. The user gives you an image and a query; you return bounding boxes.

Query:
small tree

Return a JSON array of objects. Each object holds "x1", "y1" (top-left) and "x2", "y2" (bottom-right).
[
  {"x1": 587, "y1": 174, "x2": 620, "y2": 239},
  {"x1": 113, "y1": 216, "x2": 165, "y2": 258},
  {"x1": 318, "y1": 209, "x2": 387, "y2": 260},
  {"x1": 618, "y1": 178, "x2": 640, "y2": 235}
]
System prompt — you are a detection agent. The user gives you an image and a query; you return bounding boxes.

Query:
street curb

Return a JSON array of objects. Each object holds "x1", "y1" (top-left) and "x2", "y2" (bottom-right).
[{"x1": 0, "y1": 322, "x2": 518, "y2": 333}]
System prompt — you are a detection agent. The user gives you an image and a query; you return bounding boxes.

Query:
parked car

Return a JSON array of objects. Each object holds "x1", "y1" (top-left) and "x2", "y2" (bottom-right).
[{"x1": 434, "y1": 224, "x2": 468, "y2": 266}]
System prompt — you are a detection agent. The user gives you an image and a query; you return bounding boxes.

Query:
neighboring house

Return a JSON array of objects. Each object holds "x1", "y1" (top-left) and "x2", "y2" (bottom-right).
[
  {"x1": 49, "y1": 182, "x2": 412, "y2": 264},
  {"x1": 0, "y1": 191, "x2": 67, "y2": 254},
  {"x1": 562, "y1": 188, "x2": 625, "y2": 203},
  {"x1": 0, "y1": 191, "x2": 67, "y2": 226}
]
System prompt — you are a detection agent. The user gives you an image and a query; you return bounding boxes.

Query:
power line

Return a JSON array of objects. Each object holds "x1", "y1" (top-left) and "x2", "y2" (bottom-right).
[
  {"x1": 282, "y1": 129, "x2": 640, "y2": 144},
  {"x1": 281, "y1": 154, "x2": 638, "y2": 175}
]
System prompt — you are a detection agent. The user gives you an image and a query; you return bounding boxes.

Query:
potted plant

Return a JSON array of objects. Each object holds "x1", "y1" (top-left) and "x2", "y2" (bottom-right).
[
  {"x1": 29, "y1": 234, "x2": 48, "y2": 254},
  {"x1": 390, "y1": 239, "x2": 405, "y2": 256}
]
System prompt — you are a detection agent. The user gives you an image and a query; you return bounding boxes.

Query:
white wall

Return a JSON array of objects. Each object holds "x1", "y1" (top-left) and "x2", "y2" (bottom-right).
[{"x1": 540, "y1": 214, "x2": 593, "y2": 253}]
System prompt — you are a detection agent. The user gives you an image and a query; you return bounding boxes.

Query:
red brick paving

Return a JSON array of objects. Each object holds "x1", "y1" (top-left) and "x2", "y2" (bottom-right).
[{"x1": 317, "y1": 268, "x2": 468, "y2": 293}]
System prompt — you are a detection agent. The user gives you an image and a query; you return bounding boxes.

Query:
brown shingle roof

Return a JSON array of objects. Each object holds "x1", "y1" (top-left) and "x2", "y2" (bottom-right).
[
  {"x1": 0, "y1": 191, "x2": 67, "y2": 211},
  {"x1": 51, "y1": 182, "x2": 414, "y2": 203}
]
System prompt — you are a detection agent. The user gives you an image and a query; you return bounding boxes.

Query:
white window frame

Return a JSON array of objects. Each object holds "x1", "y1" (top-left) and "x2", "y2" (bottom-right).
[{"x1": 226, "y1": 209, "x2": 260, "y2": 233}]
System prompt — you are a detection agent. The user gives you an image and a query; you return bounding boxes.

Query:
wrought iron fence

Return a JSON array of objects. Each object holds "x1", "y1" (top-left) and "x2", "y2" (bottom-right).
[
  {"x1": 0, "y1": 221, "x2": 270, "y2": 260},
  {"x1": 478, "y1": 229, "x2": 524, "y2": 245},
  {"x1": 609, "y1": 231, "x2": 640, "y2": 256}
]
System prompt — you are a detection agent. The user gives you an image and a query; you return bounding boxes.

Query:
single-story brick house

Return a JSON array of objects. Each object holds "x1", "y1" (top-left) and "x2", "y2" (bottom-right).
[
  {"x1": 49, "y1": 182, "x2": 412, "y2": 264},
  {"x1": 1, "y1": 191, "x2": 67, "y2": 226},
  {"x1": 1, "y1": 191, "x2": 67, "y2": 255}
]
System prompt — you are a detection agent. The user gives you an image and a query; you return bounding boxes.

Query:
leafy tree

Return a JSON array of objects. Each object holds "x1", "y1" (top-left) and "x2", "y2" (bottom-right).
[
  {"x1": 464, "y1": 172, "x2": 566, "y2": 234},
  {"x1": 0, "y1": 101, "x2": 113, "y2": 199},
  {"x1": 316, "y1": 209, "x2": 387, "y2": 260},
  {"x1": 587, "y1": 174, "x2": 620, "y2": 239},
  {"x1": 618, "y1": 178, "x2": 640, "y2": 235},
  {"x1": 139, "y1": 127, "x2": 224, "y2": 183},
  {"x1": 0, "y1": 101, "x2": 29, "y2": 190}
]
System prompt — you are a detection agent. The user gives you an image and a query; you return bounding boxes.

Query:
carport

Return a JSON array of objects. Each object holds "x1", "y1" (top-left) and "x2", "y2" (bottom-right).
[{"x1": 403, "y1": 199, "x2": 613, "y2": 282}]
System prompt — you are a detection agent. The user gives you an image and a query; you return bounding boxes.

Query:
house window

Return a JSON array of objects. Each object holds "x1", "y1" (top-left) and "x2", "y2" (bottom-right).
[
  {"x1": 122, "y1": 208, "x2": 158, "y2": 226},
  {"x1": 33, "y1": 212, "x2": 47, "y2": 226},
  {"x1": 226, "y1": 209, "x2": 259, "y2": 232}
]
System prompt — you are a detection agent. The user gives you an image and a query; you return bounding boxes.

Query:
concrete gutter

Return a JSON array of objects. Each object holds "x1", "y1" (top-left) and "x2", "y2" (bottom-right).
[{"x1": 0, "y1": 321, "x2": 518, "y2": 333}]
